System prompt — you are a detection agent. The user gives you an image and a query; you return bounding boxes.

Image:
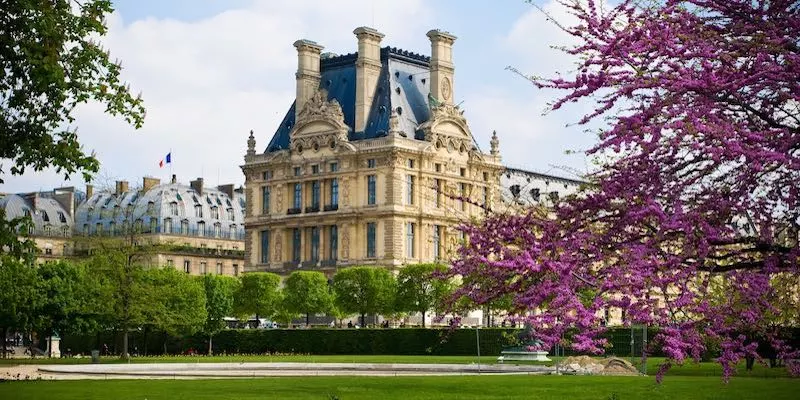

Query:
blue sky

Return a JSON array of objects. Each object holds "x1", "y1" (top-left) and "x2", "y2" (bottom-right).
[{"x1": 3, "y1": 0, "x2": 598, "y2": 193}]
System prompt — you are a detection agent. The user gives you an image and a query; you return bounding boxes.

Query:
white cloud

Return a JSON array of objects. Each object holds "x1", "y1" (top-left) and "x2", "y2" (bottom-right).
[
  {"x1": 2, "y1": 0, "x2": 434, "y2": 193},
  {"x1": 465, "y1": 0, "x2": 601, "y2": 178}
]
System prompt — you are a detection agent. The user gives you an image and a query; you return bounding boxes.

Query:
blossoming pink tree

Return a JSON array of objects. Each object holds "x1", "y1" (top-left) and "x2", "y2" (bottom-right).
[{"x1": 447, "y1": 0, "x2": 800, "y2": 380}]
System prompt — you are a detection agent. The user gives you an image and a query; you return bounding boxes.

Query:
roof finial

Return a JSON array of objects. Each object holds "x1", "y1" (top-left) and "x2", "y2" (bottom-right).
[
  {"x1": 247, "y1": 130, "x2": 256, "y2": 157},
  {"x1": 490, "y1": 130, "x2": 499, "y2": 156}
]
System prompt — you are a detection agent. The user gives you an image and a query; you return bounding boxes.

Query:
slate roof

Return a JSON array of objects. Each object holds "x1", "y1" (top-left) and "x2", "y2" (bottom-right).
[{"x1": 266, "y1": 47, "x2": 433, "y2": 153}]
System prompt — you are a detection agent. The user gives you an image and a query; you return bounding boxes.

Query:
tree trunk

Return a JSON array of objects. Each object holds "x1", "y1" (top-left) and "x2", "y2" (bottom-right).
[
  {"x1": 360, "y1": 313, "x2": 366, "y2": 327},
  {"x1": 208, "y1": 334, "x2": 213, "y2": 355},
  {"x1": 1, "y1": 327, "x2": 6, "y2": 359},
  {"x1": 163, "y1": 332, "x2": 168, "y2": 355},
  {"x1": 122, "y1": 325, "x2": 130, "y2": 360},
  {"x1": 306, "y1": 313, "x2": 310, "y2": 327},
  {"x1": 48, "y1": 335, "x2": 52, "y2": 358},
  {"x1": 143, "y1": 327, "x2": 148, "y2": 356},
  {"x1": 421, "y1": 310, "x2": 426, "y2": 328}
]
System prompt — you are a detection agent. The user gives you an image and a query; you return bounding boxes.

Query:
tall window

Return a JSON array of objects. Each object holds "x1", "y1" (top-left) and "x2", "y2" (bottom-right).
[
  {"x1": 181, "y1": 220, "x2": 189, "y2": 235},
  {"x1": 459, "y1": 183, "x2": 467, "y2": 211},
  {"x1": 109, "y1": 221, "x2": 116, "y2": 235},
  {"x1": 200, "y1": 261, "x2": 207, "y2": 275},
  {"x1": 260, "y1": 229, "x2": 270, "y2": 264},
  {"x1": 293, "y1": 183, "x2": 302, "y2": 209},
  {"x1": 195, "y1": 204, "x2": 203, "y2": 218},
  {"x1": 211, "y1": 206, "x2": 219, "y2": 219},
  {"x1": 330, "y1": 178, "x2": 339, "y2": 206},
  {"x1": 310, "y1": 227, "x2": 320, "y2": 261},
  {"x1": 262, "y1": 186, "x2": 270, "y2": 214},
  {"x1": 216, "y1": 262, "x2": 223, "y2": 275},
  {"x1": 433, "y1": 225, "x2": 442, "y2": 260},
  {"x1": 366, "y1": 222, "x2": 376, "y2": 258},
  {"x1": 329, "y1": 225, "x2": 338, "y2": 260},
  {"x1": 150, "y1": 217, "x2": 157, "y2": 233},
  {"x1": 197, "y1": 221, "x2": 205, "y2": 237},
  {"x1": 482, "y1": 187, "x2": 489, "y2": 207},
  {"x1": 96, "y1": 222, "x2": 103, "y2": 235},
  {"x1": 330, "y1": 162, "x2": 338, "y2": 172},
  {"x1": 406, "y1": 175, "x2": 415, "y2": 205},
  {"x1": 367, "y1": 175, "x2": 376, "y2": 205},
  {"x1": 183, "y1": 260, "x2": 191, "y2": 274},
  {"x1": 164, "y1": 218, "x2": 173, "y2": 234},
  {"x1": 311, "y1": 181, "x2": 320, "y2": 208},
  {"x1": 233, "y1": 264, "x2": 239, "y2": 276},
  {"x1": 292, "y1": 228, "x2": 301, "y2": 262},
  {"x1": 434, "y1": 178, "x2": 442, "y2": 208},
  {"x1": 170, "y1": 202, "x2": 179, "y2": 216},
  {"x1": 367, "y1": 159, "x2": 376, "y2": 168},
  {"x1": 406, "y1": 222, "x2": 415, "y2": 258},
  {"x1": 213, "y1": 223, "x2": 221, "y2": 238}
]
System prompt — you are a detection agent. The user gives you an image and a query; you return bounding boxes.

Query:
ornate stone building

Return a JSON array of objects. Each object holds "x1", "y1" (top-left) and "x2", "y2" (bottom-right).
[
  {"x1": 0, "y1": 187, "x2": 77, "y2": 263},
  {"x1": 242, "y1": 27, "x2": 505, "y2": 274}
]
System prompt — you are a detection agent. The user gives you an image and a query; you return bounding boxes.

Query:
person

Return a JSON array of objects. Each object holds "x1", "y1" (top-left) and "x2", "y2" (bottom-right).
[
  {"x1": 347, "y1": 321, "x2": 353, "y2": 329},
  {"x1": 102, "y1": 343, "x2": 109, "y2": 356}
]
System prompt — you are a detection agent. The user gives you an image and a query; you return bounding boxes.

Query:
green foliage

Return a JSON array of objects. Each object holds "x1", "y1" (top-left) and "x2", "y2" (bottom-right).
[
  {"x1": 0, "y1": 0, "x2": 145, "y2": 183},
  {"x1": 283, "y1": 271, "x2": 333, "y2": 324},
  {"x1": 233, "y1": 272, "x2": 280, "y2": 319},
  {"x1": 395, "y1": 264, "x2": 453, "y2": 326},
  {"x1": 201, "y1": 275, "x2": 238, "y2": 338},
  {"x1": 140, "y1": 268, "x2": 206, "y2": 337},
  {"x1": 332, "y1": 266, "x2": 396, "y2": 325},
  {"x1": 0, "y1": 256, "x2": 41, "y2": 352},
  {"x1": 34, "y1": 260, "x2": 104, "y2": 339}
]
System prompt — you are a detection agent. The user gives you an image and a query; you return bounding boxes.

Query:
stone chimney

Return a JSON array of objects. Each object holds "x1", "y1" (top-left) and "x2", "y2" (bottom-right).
[
  {"x1": 53, "y1": 187, "x2": 75, "y2": 216},
  {"x1": 217, "y1": 184, "x2": 234, "y2": 199},
  {"x1": 142, "y1": 177, "x2": 160, "y2": 192},
  {"x1": 171, "y1": 174, "x2": 177, "y2": 184},
  {"x1": 115, "y1": 180, "x2": 129, "y2": 195},
  {"x1": 190, "y1": 177, "x2": 204, "y2": 195},
  {"x1": 426, "y1": 29, "x2": 457, "y2": 105},
  {"x1": 354, "y1": 26, "x2": 384, "y2": 132},
  {"x1": 86, "y1": 184, "x2": 94, "y2": 199},
  {"x1": 294, "y1": 39, "x2": 324, "y2": 119}
]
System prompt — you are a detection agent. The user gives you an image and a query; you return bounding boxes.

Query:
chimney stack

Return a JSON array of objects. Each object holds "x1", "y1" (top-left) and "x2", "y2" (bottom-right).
[
  {"x1": 142, "y1": 177, "x2": 161, "y2": 192},
  {"x1": 86, "y1": 184, "x2": 94, "y2": 199},
  {"x1": 171, "y1": 174, "x2": 177, "y2": 184},
  {"x1": 217, "y1": 184, "x2": 234, "y2": 199},
  {"x1": 294, "y1": 39, "x2": 324, "y2": 119},
  {"x1": 354, "y1": 27, "x2": 384, "y2": 132},
  {"x1": 426, "y1": 29, "x2": 457, "y2": 105},
  {"x1": 53, "y1": 187, "x2": 76, "y2": 216},
  {"x1": 190, "y1": 177, "x2": 204, "y2": 195},
  {"x1": 115, "y1": 180, "x2": 129, "y2": 195}
]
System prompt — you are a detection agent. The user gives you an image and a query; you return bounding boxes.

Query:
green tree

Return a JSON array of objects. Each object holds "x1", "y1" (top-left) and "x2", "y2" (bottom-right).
[
  {"x1": 140, "y1": 267, "x2": 206, "y2": 355},
  {"x1": 395, "y1": 264, "x2": 452, "y2": 327},
  {"x1": 283, "y1": 271, "x2": 333, "y2": 326},
  {"x1": 0, "y1": 256, "x2": 41, "y2": 358},
  {"x1": 200, "y1": 274, "x2": 238, "y2": 355},
  {"x1": 332, "y1": 266, "x2": 396, "y2": 327},
  {"x1": 0, "y1": 0, "x2": 145, "y2": 255},
  {"x1": 233, "y1": 272, "x2": 281, "y2": 321},
  {"x1": 35, "y1": 260, "x2": 104, "y2": 356}
]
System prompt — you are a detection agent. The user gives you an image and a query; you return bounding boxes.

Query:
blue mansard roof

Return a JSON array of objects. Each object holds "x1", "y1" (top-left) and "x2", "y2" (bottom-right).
[{"x1": 266, "y1": 47, "x2": 433, "y2": 153}]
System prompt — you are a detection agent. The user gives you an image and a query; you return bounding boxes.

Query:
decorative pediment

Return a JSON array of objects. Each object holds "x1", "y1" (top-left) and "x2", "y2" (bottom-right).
[
  {"x1": 291, "y1": 88, "x2": 350, "y2": 153},
  {"x1": 418, "y1": 102, "x2": 476, "y2": 156}
]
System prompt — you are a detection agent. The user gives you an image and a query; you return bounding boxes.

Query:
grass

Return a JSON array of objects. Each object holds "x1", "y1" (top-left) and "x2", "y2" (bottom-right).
[{"x1": 0, "y1": 375, "x2": 797, "y2": 400}]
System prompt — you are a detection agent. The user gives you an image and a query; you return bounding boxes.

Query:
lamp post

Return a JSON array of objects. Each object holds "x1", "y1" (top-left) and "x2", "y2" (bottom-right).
[{"x1": 476, "y1": 325, "x2": 481, "y2": 374}]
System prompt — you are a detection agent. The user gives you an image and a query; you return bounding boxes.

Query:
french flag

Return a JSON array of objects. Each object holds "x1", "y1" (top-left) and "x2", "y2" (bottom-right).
[{"x1": 159, "y1": 152, "x2": 172, "y2": 168}]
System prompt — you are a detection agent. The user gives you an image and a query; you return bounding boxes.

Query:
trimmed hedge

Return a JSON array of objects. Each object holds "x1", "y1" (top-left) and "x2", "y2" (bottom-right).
[{"x1": 61, "y1": 327, "x2": 800, "y2": 358}]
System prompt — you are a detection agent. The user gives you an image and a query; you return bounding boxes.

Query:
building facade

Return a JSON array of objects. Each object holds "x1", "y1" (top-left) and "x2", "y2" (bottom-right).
[
  {"x1": 71, "y1": 176, "x2": 246, "y2": 276},
  {"x1": 242, "y1": 27, "x2": 506, "y2": 274}
]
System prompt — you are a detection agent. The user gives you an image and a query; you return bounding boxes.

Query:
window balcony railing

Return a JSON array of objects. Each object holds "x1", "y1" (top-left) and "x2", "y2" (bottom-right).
[
  {"x1": 287, "y1": 207, "x2": 302, "y2": 215},
  {"x1": 323, "y1": 204, "x2": 338, "y2": 212},
  {"x1": 305, "y1": 205, "x2": 320, "y2": 213}
]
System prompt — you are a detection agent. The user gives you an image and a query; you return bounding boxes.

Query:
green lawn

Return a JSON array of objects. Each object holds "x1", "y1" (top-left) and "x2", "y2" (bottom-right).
[{"x1": 1, "y1": 375, "x2": 797, "y2": 400}]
